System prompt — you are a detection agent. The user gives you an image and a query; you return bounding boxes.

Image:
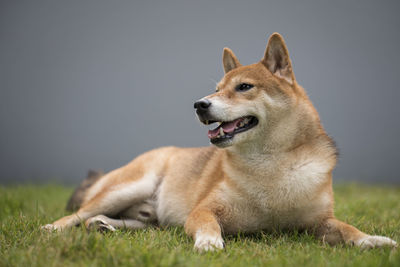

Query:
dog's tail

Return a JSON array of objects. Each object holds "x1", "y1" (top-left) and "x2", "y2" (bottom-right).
[{"x1": 65, "y1": 169, "x2": 104, "y2": 211}]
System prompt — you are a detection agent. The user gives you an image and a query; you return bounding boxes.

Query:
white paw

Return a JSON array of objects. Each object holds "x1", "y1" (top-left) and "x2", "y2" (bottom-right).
[
  {"x1": 85, "y1": 215, "x2": 116, "y2": 232},
  {"x1": 194, "y1": 233, "x2": 224, "y2": 252},
  {"x1": 355, "y1": 235, "x2": 397, "y2": 249},
  {"x1": 41, "y1": 224, "x2": 61, "y2": 232}
]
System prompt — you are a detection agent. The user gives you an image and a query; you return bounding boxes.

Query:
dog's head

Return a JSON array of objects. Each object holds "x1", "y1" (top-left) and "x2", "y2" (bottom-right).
[{"x1": 195, "y1": 33, "x2": 308, "y2": 149}]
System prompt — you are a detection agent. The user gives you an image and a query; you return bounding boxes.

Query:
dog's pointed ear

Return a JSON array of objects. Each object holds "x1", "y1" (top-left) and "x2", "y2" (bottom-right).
[
  {"x1": 262, "y1": 33, "x2": 295, "y2": 84},
  {"x1": 223, "y1": 47, "x2": 241, "y2": 73}
]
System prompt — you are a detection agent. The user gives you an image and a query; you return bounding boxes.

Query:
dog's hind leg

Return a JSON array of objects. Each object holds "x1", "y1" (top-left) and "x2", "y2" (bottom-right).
[
  {"x1": 42, "y1": 170, "x2": 161, "y2": 231},
  {"x1": 85, "y1": 215, "x2": 147, "y2": 231},
  {"x1": 85, "y1": 199, "x2": 157, "y2": 231}
]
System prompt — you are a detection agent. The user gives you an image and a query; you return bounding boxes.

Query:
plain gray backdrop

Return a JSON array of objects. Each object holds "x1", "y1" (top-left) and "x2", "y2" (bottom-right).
[{"x1": 1, "y1": 0, "x2": 399, "y2": 184}]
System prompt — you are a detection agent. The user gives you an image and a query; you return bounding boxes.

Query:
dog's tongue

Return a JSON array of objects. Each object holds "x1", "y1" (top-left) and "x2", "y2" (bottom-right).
[{"x1": 207, "y1": 118, "x2": 243, "y2": 139}]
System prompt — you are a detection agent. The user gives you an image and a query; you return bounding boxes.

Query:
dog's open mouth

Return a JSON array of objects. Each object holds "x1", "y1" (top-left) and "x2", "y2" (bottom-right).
[{"x1": 206, "y1": 116, "x2": 258, "y2": 144}]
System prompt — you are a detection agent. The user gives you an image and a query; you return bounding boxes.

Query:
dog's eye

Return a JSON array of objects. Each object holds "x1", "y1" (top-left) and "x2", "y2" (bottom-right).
[{"x1": 236, "y1": 83, "x2": 254, "y2": 92}]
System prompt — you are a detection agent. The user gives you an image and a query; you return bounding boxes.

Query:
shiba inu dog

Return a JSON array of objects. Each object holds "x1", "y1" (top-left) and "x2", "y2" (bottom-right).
[{"x1": 43, "y1": 33, "x2": 397, "y2": 251}]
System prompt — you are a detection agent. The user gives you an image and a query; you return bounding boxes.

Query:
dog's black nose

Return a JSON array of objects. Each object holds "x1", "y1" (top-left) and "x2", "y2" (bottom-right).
[{"x1": 194, "y1": 99, "x2": 211, "y2": 111}]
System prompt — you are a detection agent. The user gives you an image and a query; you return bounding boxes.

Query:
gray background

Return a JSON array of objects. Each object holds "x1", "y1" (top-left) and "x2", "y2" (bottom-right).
[{"x1": 1, "y1": 0, "x2": 399, "y2": 184}]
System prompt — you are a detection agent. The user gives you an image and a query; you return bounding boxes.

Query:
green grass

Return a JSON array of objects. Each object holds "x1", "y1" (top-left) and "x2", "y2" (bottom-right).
[{"x1": 0, "y1": 184, "x2": 399, "y2": 267}]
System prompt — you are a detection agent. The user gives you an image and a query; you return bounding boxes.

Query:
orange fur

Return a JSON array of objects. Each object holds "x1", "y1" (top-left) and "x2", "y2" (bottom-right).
[{"x1": 43, "y1": 33, "x2": 397, "y2": 251}]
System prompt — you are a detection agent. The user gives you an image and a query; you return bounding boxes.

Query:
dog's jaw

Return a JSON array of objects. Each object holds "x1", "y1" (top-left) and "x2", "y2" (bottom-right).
[
  {"x1": 196, "y1": 97, "x2": 262, "y2": 148},
  {"x1": 207, "y1": 116, "x2": 259, "y2": 147}
]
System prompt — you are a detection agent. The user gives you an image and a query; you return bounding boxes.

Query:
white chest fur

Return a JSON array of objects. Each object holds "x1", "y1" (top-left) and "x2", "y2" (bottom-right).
[{"x1": 220, "y1": 153, "x2": 333, "y2": 232}]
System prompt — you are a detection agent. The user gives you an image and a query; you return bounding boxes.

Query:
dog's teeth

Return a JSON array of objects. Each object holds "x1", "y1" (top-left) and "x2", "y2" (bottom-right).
[
  {"x1": 219, "y1": 127, "x2": 225, "y2": 136},
  {"x1": 205, "y1": 120, "x2": 209, "y2": 125},
  {"x1": 244, "y1": 118, "x2": 250, "y2": 124},
  {"x1": 239, "y1": 122, "x2": 245, "y2": 127}
]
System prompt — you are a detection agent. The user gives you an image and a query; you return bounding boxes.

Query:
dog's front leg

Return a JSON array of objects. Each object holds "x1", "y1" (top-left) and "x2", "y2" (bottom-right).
[
  {"x1": 185, "y1": 207, "x2": 224, "y2": 252},
  {"x1": 316, "y1": 218, "x2": 397, "y2": 249}
]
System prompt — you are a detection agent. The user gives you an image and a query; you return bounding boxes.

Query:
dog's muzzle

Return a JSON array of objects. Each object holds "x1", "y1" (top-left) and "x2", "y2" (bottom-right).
[{"x1": 194, "y1": 99, "x2": 212, "y2": 119}]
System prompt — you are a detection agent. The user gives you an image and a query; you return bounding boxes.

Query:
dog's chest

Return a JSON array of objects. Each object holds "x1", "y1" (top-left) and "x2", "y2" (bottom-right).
[{"x1": 220, "y1": 157, "x2": 330, "y2": 232}]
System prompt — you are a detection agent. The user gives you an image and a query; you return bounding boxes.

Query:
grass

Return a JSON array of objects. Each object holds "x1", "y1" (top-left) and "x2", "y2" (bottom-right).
[{"x1": 0, "y1": 184, "x2": 399, "y2": 267}]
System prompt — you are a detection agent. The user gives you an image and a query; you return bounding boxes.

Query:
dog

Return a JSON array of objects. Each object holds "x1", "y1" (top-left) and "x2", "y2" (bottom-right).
[{"x1": 43, "y1": 33, "x2": 397, "y2": 251}]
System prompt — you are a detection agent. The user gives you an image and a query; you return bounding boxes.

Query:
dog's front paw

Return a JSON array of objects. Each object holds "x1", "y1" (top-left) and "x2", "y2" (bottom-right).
[
  {"x1": 355, "y1": 235, "x2": 397, "y2": 249},
  {"x1": 41, "y1": 224, "x2": 61, "y2": 232},
  {"x1": 194, "y1": 233, "x2": 224, "y2": 252}
]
